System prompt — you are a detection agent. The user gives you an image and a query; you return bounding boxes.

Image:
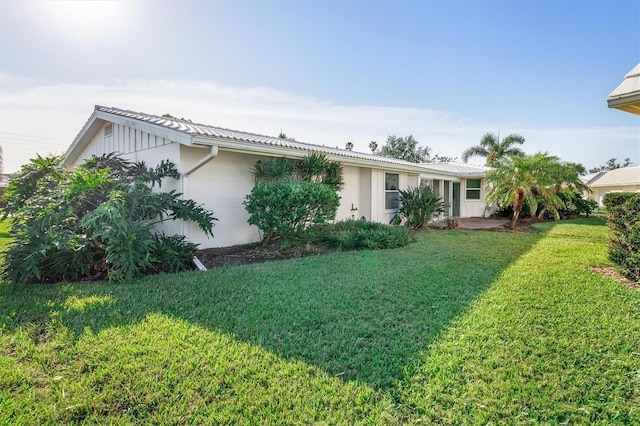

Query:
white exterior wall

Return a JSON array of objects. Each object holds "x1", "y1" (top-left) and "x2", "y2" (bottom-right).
[
  {"x1": 367, "y1": 169, "x2": 418, "y2": 224},
  {"x1": 460, "y1": 178, "x2": 490, "y2": 217},
  {"x1": 181, "y1": 148, "x2": 261, "y2": 248},
  {"x1": 588, "y1": 185, "x2": 640, "y2": 206},
  {"x1": 336, "y1": 166, "x2": 361, "y2": 220}
]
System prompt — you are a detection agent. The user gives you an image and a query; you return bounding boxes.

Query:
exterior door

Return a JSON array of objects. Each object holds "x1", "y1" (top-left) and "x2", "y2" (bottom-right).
[{"x1": 452, "y1": 182, "x2": 461, "y2": 217}]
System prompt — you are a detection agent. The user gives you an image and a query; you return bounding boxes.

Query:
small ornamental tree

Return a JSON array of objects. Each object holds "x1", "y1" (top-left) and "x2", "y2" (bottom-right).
[
  {"x1": 244, "y1": 151, "x2": 343, "y2": 244},
  {"x1": 2, "y1": 153, "x2": 216, "y2": 284}
]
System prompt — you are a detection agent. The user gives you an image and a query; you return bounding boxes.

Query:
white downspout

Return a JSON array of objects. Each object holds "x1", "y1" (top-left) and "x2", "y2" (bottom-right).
[
  {"x1": 184, "y1": 145, "x2": 219, "y2": 177},
  {"x1": 182, "y1": 145, "x2": 219, "y2": 271}
]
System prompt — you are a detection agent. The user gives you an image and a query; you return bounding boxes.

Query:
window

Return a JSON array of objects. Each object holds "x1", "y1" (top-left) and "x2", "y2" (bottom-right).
[
  {"x1": 466, "y1": 178, "x2": 481, "y2": 200},
  {"x1": 419, "y1": 178, "x2": 433, "y2": 189},
  {"x1": 385, "y1": 173, "x2": 399, "y2": 210}
]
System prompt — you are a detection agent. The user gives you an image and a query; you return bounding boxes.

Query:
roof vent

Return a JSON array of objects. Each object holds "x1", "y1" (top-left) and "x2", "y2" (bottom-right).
[{"x1": 104, "y1": 123, "x2": 113, "y2": 138}]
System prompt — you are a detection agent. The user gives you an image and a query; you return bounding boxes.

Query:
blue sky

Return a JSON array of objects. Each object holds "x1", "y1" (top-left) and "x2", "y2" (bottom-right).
[{"x1": 1, "y1": 0, "x2": 638, "y2": 173}]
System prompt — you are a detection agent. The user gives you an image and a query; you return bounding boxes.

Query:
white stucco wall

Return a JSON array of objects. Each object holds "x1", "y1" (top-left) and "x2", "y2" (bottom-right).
[{"x1": 180, "y1": 147, "x2": 261, "y2": 248}]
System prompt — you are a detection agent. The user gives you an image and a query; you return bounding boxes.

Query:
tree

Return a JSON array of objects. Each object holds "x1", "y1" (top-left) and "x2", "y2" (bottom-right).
[
  {"x1": 369, "y1": 141, "x2": 378, "y2": 154},
  {"x1": 345, "y1": 141, "x2": 354, "y2": 151},
  {"x1": 379, "y1": 135, "x2": 432, "y2": 163},
  {"x1": 485, "y1": 153, "x2": 574, "y2": 229},
  {"x1": 565, "y1": 162, "x2": 587, "y2": 176},
  {"x1": 462, "y1": 132, "x2": 525, "y2": 166},
  {"x1": 278, "y1": 131, "x2": 297, "y2": 142},
  {"x1": 588, "y1": 157, "x2": 633, "y2": 173}
]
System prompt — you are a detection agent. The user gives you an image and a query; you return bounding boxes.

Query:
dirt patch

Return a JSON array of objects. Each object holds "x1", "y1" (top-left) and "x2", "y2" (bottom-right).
[
  {"x1": 197, "y1": 241, "x2": 335, "y2": 269},
  {"x1": 588, "y1": 266, "x2": 640, "y2": 291}
]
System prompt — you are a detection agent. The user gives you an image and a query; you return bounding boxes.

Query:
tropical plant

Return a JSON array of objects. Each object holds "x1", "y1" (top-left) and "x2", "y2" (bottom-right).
[
  {"x1": 533, "y1": 159, "x2": 589, "y2": 220},
  {"x1": 345, "y1": 141, "x2": 354, "y2": 151},
  {"x1": 485, "y1": 153, "x2": 567, "y2": 229},
  {"x1": 369, "y1": 141, "x2": 378, "y2": 154},
  {"x1": 395, "y1": 185, "x2": 445, "y2": 229},
  {"x1": 462, "y1": 132, "x2": 525, "y2": 166},
  {"x1": 2, "y1": 153, "x2": 216, "y2": 284},
  {"x1": 379, "y1": 135, "x2": 432, "y2": 163},
  {"x1": 312, "y1": 219, "x2": 410, "y2": 250},
  {"x1": 251, "y1": 151, "x2": 344, "y2": 191}
]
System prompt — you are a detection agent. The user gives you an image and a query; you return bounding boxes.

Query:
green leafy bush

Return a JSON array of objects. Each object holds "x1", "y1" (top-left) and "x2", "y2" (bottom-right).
[
  {"x1": 314, "y1": 219, "x2": 410, "y2": 250},
  {"x1": 603, "y1": 192, "x2": 640, "y2": 282},
  {"x1": 244, "y1": 180, "x2": 340, "y2": 245},
  {"x1": 2, "y1": 154, "x2": 216, "y2": 284},
  {"x1": 395, "y1": 185, "x2": 445, "y2": 229},
  {"x1": 549, "y1": 190, "x2": 598, "y2": 220},
  {"x1": 245, "y1": 152, "x2": 344, "y2": 244}
]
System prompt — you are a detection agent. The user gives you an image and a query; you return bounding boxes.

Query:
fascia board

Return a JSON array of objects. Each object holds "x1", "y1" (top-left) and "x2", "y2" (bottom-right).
[{"x1": 63, "y1": 112, "x2": 105, "y2": 169}]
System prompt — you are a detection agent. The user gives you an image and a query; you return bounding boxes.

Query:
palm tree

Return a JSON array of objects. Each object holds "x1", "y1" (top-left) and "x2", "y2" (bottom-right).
[
  {"x1": 369, "y1": 141, "x2": 378, "y2": 154},
  {"x1": 345, "y1": 141, "x2": 354, "y2": 151},
  {"x1": 485, "y1": 153, "x2": 565, "y2": 229},
  {"x1": 462, "y1": 132, "x2": 525, "y2": 166}
]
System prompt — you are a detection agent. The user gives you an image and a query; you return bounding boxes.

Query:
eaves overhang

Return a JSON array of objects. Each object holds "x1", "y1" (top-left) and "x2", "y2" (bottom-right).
[{"x1": 607, "y1": 63, "x2": 640, "y2": 116}]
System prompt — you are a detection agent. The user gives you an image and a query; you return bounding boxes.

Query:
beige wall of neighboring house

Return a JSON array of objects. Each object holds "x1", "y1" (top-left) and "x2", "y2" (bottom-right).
[
  {"x1": 582, "y1": 166, "x2": 640, "y2": 207},
  {"x1": 65, "y1": 105, "x2": 494, "y2": 248}
]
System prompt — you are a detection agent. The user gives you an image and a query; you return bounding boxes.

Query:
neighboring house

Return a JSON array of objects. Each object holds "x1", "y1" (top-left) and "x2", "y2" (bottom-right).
[
  {"x1": 64, "y1": 105, "x2": 492, "y2": 248},
  {"x1": 581, "y1": 166, "x2": 640, "y2": 206},
  {"x1": 607, "y1": 63, "x2": 640, "y2": 115}
]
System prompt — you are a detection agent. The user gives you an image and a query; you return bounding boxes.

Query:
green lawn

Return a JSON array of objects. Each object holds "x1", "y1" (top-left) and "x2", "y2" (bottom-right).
[{"x1": 1, "y1": 217, "x2": 638, "y2": 424}]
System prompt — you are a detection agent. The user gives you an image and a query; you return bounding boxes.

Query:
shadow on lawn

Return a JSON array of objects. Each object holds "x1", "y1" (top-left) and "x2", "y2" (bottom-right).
[{"x1": 1, "y1": 229, "x2": 544, "y2": 392}]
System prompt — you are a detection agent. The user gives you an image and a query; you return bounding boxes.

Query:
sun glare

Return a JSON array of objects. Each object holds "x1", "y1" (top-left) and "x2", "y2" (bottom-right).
[{"x1": 35, "y1": 0, "x2": 132, "y2": 42}]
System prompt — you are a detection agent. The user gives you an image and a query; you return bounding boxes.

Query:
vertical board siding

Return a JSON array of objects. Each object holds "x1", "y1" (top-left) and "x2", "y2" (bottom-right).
[{"x1": 75, "y1": 122, "x2": 175, "y2": 164}]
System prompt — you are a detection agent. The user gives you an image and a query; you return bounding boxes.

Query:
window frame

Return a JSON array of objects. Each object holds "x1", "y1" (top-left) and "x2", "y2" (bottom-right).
[
  {"x1": 465, "y1": 178, "x2": 482, "y2": 200},
  {"x1": 385, "y1": 172, "x2": 400, "y2": 211}
]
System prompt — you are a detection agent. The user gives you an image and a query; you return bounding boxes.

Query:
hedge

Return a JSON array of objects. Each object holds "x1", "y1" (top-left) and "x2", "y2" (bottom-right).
[{"x1": 603, "y1": 192, "x2": 640, "y2": 282}]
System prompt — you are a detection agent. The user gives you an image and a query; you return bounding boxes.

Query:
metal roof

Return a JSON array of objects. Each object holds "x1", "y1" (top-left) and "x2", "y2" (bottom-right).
[
  {"x1": 67, "y1": 105, "x2": 487, "y2": 178},
  {"x1": 417, "y1": 161, "x2": 491, "y2": 176}
]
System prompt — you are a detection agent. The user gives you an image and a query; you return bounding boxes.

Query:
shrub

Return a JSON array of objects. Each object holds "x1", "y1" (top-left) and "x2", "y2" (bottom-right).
[
  {"x1": 244, "y1": 180, "x2": 340, "y2": 245},
  {"x1": 313, "y1": 219, "x2": 410, "y2": 250},
  {"x1": 603, "y1": 192, "x2": 640, "y2": 282},
  {"x1": 245, "y1": 152, "x2": 344, "y2": 244},
  {"x1": 2, "y1": 154, "x2": 216, "y2": 284},
  {"x1": 396, "y1": 185, "x2": 445, "y2": 228},
  {"x1": 551, "y1": 190, "x2": 599, "y2": 220}
]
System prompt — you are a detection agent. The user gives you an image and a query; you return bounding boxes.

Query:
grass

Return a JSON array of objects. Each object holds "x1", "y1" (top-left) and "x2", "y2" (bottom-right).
[{"x1": 1, "y1": 216, "x2": 639, "y2": 424}]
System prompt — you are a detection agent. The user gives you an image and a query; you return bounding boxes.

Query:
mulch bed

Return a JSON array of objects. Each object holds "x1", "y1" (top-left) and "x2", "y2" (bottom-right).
[{"x1": 196, "y1": 241, "x2": 335, "y2": 269}]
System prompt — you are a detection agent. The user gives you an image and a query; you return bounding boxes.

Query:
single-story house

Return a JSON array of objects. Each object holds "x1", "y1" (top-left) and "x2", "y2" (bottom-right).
[
  {"x1": 581, "y1": 166, "x2": 640, "y2": 207},
  {"x1": 64, "y1": 105, "x2": 492, "y2": 248},
  {"x1": 607, "y1": 63, "x2": 640, "y2": 115}
]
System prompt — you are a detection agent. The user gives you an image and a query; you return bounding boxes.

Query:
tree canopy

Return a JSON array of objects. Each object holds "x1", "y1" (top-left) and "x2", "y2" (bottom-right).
[
  {"x1": 379, "y1": 135, "x2": 432, "y2": 163},
  {"x1": 588, "y1": 157, "x2": 633, "y2": 173},
  {"x1": 485, "y1": 152, "x2": 586, "y2": 229},
  {"x1": 462, "y1": 132, "x2": 525, "y2": 166}
]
